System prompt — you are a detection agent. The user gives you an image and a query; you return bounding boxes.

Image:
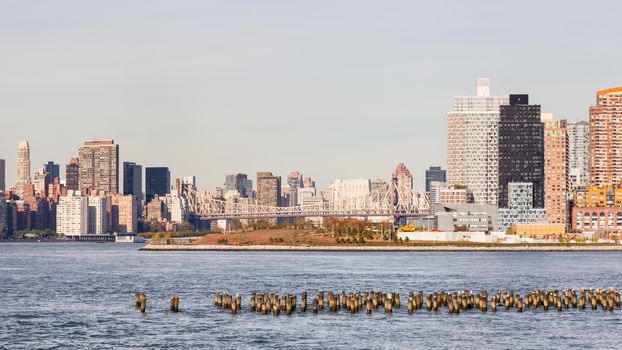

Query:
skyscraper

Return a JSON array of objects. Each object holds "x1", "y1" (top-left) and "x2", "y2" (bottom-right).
[
  {"x1": 542, "y1": 114, "x2": 570, "y2": 227},
  {"x1": 393, "y1": 163, "x2": 413, "y2": 206},
  {"x1": 393, "y1": 163, "x2": 413, "y2": 191},
  {"x1": 568, "y1": 121, "x2": 589, "y2": 186},
  {"x1": 447, "y1": 78, "x2": 509, "y2": 204},
  {"x1": 225, "y1": 173, "x2": 252, "y2": 198},
  {"x1": 256, "y1": 172, "x2": 281, "y2": 207},
  {"x1": 16, "y1": 140, "x2": 31, "y2": 196},
  {"x1": 0, "y1": 159, "x2": 5, "y2": 191},
  {"x1": 43, "y1": 161, "x2": 60, "y2": 181},
  {"x1": 498, "y1": 94, "x2": 544, "y2": 209},
  {"x1": 123, "y1": 162, "x2": 143, "y2": 203},
  {"x1": 589, "y1": 87, "x2": 622, "y2": 187},
  {"x1": 425, "y1": 166, "x2": 446, "y2": 192},
  {"x1": 65, "y1": 158, "x2": 80, "y2": 191},
  {"x1": 78, "y1": 140, "x2": 119, "y2": 193},
  {"x1": 145, "y1": 167, "x2": 170, "y2": 203}
]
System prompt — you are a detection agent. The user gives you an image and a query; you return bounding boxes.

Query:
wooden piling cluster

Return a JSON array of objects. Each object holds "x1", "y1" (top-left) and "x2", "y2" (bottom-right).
[
  {"x1": 135, "y1": 293, "x2": 147, "y2": 313},
  {"x1": 134, "y1": 287, "x2": 621, "y2": 316},
  {"x1": 215, "y1": 292, "x2": 242, "y2": 314},
  {"x1": 169, "y1": 296, "x2": 180, "y2": 312},
  {"x1": 249, "y1": 292, "x2": 298, "y2": 316}
]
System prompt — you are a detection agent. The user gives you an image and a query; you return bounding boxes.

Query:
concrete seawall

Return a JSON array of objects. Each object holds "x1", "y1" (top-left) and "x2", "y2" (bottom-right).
[{"x1": 141, "y1": 244, "x2": 622, "y2": 252}]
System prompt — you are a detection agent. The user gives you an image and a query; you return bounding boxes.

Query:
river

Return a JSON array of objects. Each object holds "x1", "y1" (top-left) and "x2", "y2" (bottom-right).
[{"x1": 1, "y1": 242, "x2": 621, "y2": 349}]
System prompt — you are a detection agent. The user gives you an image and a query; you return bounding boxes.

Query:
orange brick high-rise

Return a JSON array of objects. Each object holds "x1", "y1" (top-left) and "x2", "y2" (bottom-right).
[{"x1": 589, "y1": 87, "x2": 622, "y2": 187}]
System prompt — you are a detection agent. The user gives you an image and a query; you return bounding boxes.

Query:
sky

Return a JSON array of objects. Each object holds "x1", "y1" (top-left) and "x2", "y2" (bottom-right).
[{"x1": 1, "y1": 0, "x2": 621, "y2": 192}]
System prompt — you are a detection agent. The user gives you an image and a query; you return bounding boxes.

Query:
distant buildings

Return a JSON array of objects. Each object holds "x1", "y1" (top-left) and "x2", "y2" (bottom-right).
[
  {"x1": 256, "y1": 172, "x2": 281, "y2": 207},
  {"x1": 428, "y1": 181, "x2": 446, "y2": 204},
  {"x1": 425, "y1": 166, "x2": 446, "y2": 192},
  {"x1": 43, "y1": 161, "x2": 60, "y2": 181},
  {"x1": 32, "y1": 168, "x2": 50, "y2": 197},
  {"x1": 225, "y1": 173, "x2": 253, "y2": 198},
  {"x1": 123, "y1": 162, "x2": 143, "y2": 203},
  {"x1": 447, "y1": 78, "x2": 508, "y2": 204},
  {"x1": 589, "y1": 87, "x2": 622, "y2": 187},
  {"x1": 65, "y1": 158, "x2": 80, "y2": 191},
  {"x1": 16, "y1": 140, "x2": 31, "y2": 197},
  {"x1": 330, "y1": 179, "x2": 370, "y2": 210},
  {"x1": 498, "y1": 94, "x2": 544, "y2": 209},
  {"x1": 572, "y1": 184, "x2": 622, "y2": 232},
  {"x1": 79, "y1": 140, "x2": 119, "y2": 194},
  {"x1": 498, "y1": 182, "x2": 547, "y2": 231},
  {"x1": 146, "y1": 167, "x2": 170, "y2": 203},
  {"x1": 568, "y1": 121, "x2": 589, "y2": 186}
]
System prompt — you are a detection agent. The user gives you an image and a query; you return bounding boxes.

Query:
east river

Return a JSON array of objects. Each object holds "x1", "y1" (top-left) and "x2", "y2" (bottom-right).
[{"x1": 1, "y1": 242, "x2": 621, "y2": 349}]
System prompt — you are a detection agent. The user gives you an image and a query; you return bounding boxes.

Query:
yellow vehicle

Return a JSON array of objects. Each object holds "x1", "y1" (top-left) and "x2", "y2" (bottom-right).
[{"x1": 397, "y1": 222, "x2": 417, "y2": 232}]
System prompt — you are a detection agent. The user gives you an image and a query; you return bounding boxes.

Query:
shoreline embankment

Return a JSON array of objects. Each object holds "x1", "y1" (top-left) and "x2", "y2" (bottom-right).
[{"x1": 140, "y1": 244, "x2": 622, "y2": 252}]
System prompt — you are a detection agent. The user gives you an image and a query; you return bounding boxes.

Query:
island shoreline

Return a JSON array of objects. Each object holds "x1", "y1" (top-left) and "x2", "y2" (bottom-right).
[{"x1": 140, "y1": 244, "x2": 622, "y2": 252}]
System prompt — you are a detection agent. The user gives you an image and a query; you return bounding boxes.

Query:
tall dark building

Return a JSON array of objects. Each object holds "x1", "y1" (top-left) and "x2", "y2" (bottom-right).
[
  {"x1": 123, "y1": 162, "x2": 143, "y2": 202},
  {"x1": 65, "y1": 158, "x2": 80, "y2": 191},
  {"x1": 425, "y1": 166, "x2": 446, "y2": 192},
  {"x1": 498, "y1": 94, "x2": 544, "y2": 208},
  {"x1": 0, "y1": 159, "x2": 5, "y2": 191},
  {"x1": 146, "y1": 167, "x2": 170, "y2": 203},
  {"x1": 44, "y1": 161, "x2": 60, "y2": 180}
]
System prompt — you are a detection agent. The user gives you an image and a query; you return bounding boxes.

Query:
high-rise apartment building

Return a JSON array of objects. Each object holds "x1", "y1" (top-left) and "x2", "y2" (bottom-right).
[
  {"x1": 43, "y1": 161, "x2": 60, "y2": 181},
  {"x1": 16, "y1": 140, "x2": 31, "y2": 196},
  {"x1": 56, "y1": 191, "x2": 88, "y2": 236},
  {"x1": 568, "y1": 121, "x2": 589, "y2": 186},
  {"x1": 66, "y1": 158, "x2": 80, "y2": 191},
  {"x1": 393, "y1": 163, "x2": 413, "y2": 191},
  {"x1": 123, "y1": 162, "x2": 143, "y2": 203},
  {"x1": 498, "y1": 94, "x2": 544, "y2": 209},
  {"x1": 447, "y1": 78, "x2": 509, "y2": 204},
  {"x1": 145, "y1": 167, "x2": 170, "y2": 203},
  {"x1": 110, "y1": 194, "x2": 137, "y2": 233},
  {"x1": 542, "y1": 114, "x2": 570, "y2": 227},
  {"x1": 589, "y1": 87, "x2": 622, "y2": 187},
  {"x1": 0, "y1": 159, "x2": 5, "y2": 191},
  {"x1": 78, "y1": 140, "x2": 119, "y2": 194},
  {"x1": 425, "y1": 166, "x2": 446, "y2": 192},
  {"x1": 256, "y1": 172, "x2": 281, "y2": 207},
  {"x1": 394, "y1": 163, "x2": 413, "y2": 206}
]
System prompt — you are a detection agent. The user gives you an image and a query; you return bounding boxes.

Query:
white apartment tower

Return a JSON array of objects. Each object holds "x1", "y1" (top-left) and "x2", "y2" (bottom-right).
[
  {"x1": 568, "y1": 121, "x2": 589, "y2": 186},
  {"x1": 16, "y1": 140, "x2": 31, "y2": 196},
  {"x1": 447, "y1": 78, "x2": 509, "y2": 205},
  {"x1": 56, "y1": 191, "x2": 88, "y2": 236}
]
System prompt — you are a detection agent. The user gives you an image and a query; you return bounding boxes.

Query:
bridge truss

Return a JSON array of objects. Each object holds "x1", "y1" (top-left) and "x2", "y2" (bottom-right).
[{"x1": 181, "y1": 179, "x2": 430, "y2": 221}]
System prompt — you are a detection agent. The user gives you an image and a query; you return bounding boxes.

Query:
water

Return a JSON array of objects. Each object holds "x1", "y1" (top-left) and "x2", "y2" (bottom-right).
[{"x1": 1, "y1": 243, "x2": 622, "y2": 349}]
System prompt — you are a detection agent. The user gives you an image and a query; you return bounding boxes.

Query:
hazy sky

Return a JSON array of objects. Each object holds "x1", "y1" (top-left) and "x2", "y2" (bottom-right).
[{"x1": 1, "y1": 1, "x2": 621, "y2": 191}]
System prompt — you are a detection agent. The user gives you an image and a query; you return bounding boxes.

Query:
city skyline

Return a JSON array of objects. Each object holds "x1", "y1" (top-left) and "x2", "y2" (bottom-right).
[{"x1": 1, "y1": 1, "x2": 621, "y2": 191}]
